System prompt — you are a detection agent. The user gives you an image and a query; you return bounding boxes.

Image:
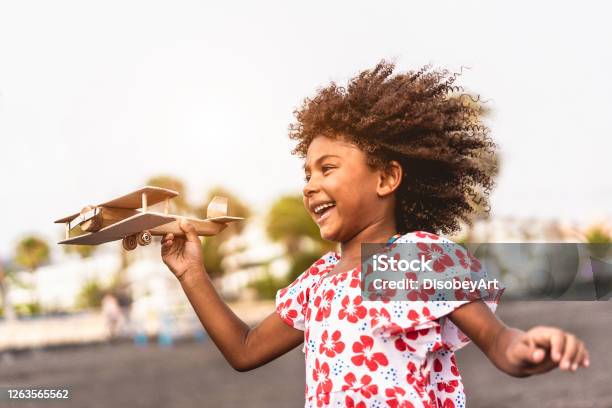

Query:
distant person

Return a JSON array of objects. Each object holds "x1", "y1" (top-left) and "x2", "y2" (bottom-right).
[
  {"x1": 102, "y1": 293, "x2": 124, "y2": 340},
  {"x1": 160, "y1": 61, "x2": 589, "y2": 408}
]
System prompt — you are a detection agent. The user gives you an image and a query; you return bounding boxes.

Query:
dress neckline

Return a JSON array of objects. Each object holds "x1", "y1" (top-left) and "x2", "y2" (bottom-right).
[{"x1": 321, "y1": 233, "x2": 402, "y2": 281}]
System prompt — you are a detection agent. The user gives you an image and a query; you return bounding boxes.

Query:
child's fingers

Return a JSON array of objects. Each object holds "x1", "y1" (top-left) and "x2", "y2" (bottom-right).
[
  {"x1": 526, "y1": 336, "x2": 545, "y2": 363},
  {"x1": 571, "y1": 342, "x2": 584, "y2": 371},
  {"x1": 549, "y1": 330, "x2": 566, "y2": 363},
  {"x1": 179, "y1": 219, "x2": 199, "y2": 243},
  {"x1": 513, "y1": 335, "x2": 544, "y2": 364},
  {"x1": 559, "y1": 333, "x2": 577, "y2": 371}
]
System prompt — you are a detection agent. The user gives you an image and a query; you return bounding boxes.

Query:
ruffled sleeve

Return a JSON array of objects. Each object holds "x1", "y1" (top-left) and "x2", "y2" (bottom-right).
[
  {"x1": 275, "y1": 252, "x2": 335, "y2": 331},
  {"x1": 368, "y1": 231, "x2": 505, "y2": 352}
]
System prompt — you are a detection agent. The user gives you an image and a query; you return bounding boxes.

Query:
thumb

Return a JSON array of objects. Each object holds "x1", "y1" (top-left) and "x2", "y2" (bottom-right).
[{"x1": 179, "y1": 219, "x2": 199, "y2": 243}]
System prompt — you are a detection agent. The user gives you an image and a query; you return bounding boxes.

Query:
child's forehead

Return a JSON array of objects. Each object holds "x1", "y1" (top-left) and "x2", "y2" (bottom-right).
[{"x1": 303, "y1": 136, "x2": 362, "y2": 170}]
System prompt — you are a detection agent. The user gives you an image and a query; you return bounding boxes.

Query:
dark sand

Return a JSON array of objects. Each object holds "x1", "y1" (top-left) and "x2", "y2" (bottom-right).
[{"x1": 1, "y1": 301, "x2": 610, "y2": 408}]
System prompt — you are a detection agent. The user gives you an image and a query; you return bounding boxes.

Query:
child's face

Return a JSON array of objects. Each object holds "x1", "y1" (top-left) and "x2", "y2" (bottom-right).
[{"x1": 303, "y1": 135, "x2": 391, "y2": 242}]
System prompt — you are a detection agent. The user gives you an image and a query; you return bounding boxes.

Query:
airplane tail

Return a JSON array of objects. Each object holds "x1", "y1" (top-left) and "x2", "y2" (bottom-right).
[{"x1": 207, "y1": 196, "x2": 228, "y2": 219}]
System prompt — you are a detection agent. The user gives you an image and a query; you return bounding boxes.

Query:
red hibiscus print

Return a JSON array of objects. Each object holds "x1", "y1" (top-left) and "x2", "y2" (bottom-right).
[
  {"x1": 437, "y1": 379, "x2": 459, "y2": 393},
  {"x1": 415, "y1": 231, "x2": 439, "y2": 240},
  {"x1": 349, "y1": 269, "x2": 361, "y2": 288},
  {"x1": 369, "y1": 307, "x2": 402, "y2": 336},
  {"x1": 407, "y1": 306, "x2": 433, "y2": 327},
  {"x1": 345, "y1": 395, "x2": 367, "y2": 408},
  {"x1": 385, "y1": 386, "x2": 415, "y2": 408},
  {"x1": 315, "y1": 391, "x2": 329, "y2": 408},
  {"x1": 338, "y1": 295, "x2": 367, "y2": 323},
  {"x1": 416, "y1": 242, "x2": 455, "y2": 272},
  {"x1": 367, "y1": 278, "x2": 397, "y2": 302},
  {"x1": 450, "y1": 355, "x2": 460, "y2": 376},
  {"x1": 455, "y1": 248, "x2": 481, "y2": 272},
  {"x1": 312, "y1": 359, "x2": 332, "y2": 407},
  {"x1": 351, "y1": 335, "x2": 389, "y2": 371},
  {"x1": 314, "y1": 289, "x2": 335, "y2": 321},
  {"x1": 454, "y1": 277, "x2": 481, "y2": 301},
  {"x1": 277, "y1": 299, "x2": 298, "y2": 326},
  {"x1": 394, "y1": 332, "x2": 417, "y2": 353},
  {"x1": 440, "y1": 398, "x2": 456, "y2": 408},
  {"x1": 405, "y1": 272, "x2": 436, "y2": 301},
  {"x1": 342, "y1": 373, "x2": 378, "y2": 398},
  {"x1": 433, "y1": 358, "x2": 443, "y2": 372},
  {"x1": 424, "y1": 390, "x2": 437, "y2": 408},
  {"x1": 319, "y1": 329, "x2": 345, "y2": 358}
]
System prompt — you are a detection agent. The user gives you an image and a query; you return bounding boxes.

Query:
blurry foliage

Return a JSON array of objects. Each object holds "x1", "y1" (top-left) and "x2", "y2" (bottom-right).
[
  {"x1": 146, "y1": 175, "x2": 189, "y2": 212},
  {"x1": 584, "y1": 225, "x2": 612, "y2": 244},
  {"x1": 247, "y1": 271, "x2": 286, "y2": 300},
  {"x1": 195, "y1": 186, "x2": 251, "y2": 235},
  {"x1": 266, "y1": 195, "x2": 336, "y2": 254},
  {"x1": 14, "y1": 302, "x2": 42, "y2": 317},
  {"x1": 247, "y1": 195, "x2": 338, "y2": 300},
  {"x1": 76, "y1": 279, "x2": 106, "y2": 310},
  {"x1": 197, "y1": 187, "x2": 251, "y2": 278},
  {"x1": 584, "y1": 224, "x2": 612, "y2": 258},
  {"x1": 286, "y1": 250, "x2": 325, "y2": 283},
  {"x1": 15, "y1": 235, "x2": 50, "y2": 272},
  {"x1": 63, "y1": 225, "x2": 97, "y2": 258},
  {"x1": 202, "y1": 237, "x2": 225, "y2": 279}
]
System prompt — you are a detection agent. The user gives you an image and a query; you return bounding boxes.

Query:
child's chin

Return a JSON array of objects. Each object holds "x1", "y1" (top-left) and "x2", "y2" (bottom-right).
[{"x1": 319, "y1": 226, "x2": 340, "y2": 242}]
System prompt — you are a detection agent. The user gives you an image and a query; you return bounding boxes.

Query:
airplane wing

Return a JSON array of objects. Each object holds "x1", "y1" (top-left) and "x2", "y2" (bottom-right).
[
  {"x1": 54, "y1": 186, "x2": 178, "y2": 223},
  {"x1": 58, "y1": 212, "x2": 175, "y2": 245},
  {"x1": 99, "y1": 186, "x2": 178, "y2": 209},
  {"x1": 207, "y1": 216, "x2": 244, "y2": 224}
]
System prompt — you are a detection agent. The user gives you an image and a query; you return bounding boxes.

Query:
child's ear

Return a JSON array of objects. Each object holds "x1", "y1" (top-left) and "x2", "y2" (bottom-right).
[{"x1": 376, "y1": 160, "x2": 402, "y2": 197}]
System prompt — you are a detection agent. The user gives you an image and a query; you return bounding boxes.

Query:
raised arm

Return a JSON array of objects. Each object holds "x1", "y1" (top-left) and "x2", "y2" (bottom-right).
[
  {"x1": 162, "y1": 220, "x2": 304, "y2": 371},
  {"x1": 448, "y1": 300, "x2": 589, "y2": 378}
]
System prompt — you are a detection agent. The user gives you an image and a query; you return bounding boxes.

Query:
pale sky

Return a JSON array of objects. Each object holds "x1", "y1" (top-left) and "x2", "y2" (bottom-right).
[{"x1": 1, "y1": 0, "x2": 610, "y2": 259}]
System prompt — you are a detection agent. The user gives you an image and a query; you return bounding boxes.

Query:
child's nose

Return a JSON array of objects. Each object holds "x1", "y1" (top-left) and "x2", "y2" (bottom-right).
[{"x1": 303, "y1": 179, "x2": 318, "y2": 197}]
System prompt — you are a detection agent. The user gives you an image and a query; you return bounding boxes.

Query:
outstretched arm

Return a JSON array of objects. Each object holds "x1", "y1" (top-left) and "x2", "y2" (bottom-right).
[
  {"x1": 448, "y1": 300, "x2": 590, "y2": 378},
  {"x1": 162, "y1": 220, "x2": 304, "y2": 372}
]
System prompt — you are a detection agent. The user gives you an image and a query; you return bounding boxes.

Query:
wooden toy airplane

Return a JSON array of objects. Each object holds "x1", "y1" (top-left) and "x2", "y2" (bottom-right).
[{"x1": 54, "y1": 186, "x2": 244, "y2": 250}]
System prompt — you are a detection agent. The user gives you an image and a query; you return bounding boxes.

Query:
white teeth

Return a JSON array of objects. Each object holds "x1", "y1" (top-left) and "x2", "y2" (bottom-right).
[{"x1": 314, "y1": 202, "x2": 335, "y2": 214}]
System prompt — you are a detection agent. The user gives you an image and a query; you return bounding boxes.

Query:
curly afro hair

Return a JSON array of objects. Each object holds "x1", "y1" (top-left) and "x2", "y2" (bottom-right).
[{"x1": 289, "y1": 60, "x2": 499, "y2": 236}]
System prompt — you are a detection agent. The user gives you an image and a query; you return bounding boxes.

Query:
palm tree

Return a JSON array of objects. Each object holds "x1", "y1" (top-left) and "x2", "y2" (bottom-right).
[{"x1": 15, "y1": 235, "x2": 50, "y2": 272}]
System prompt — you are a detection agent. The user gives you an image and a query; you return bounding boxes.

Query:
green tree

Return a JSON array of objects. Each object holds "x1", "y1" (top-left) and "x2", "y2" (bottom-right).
[
  {"x1": 584, "y1": 223, "x2": 612, "y2": 258},
  {"x1": 265, "y1": 195, "x2": 336, "y2": 254},
  {"x1": 0, "y1": 261, "x2": 16, "y2": 320},
  {"x1": 195, "y1": 186, "x2": 250, "y2": 279},
  {"x1": 15, "y1": 235, "x2": 50, "y2": 272},
  {"x1": 13, "y1": 235, "x2": 50, "y2": 316},
  {"x1": 146, "y1": 174, "x2": 190, "y2": 212},
  {"x1": 247, "y1": 195, "x2": 337, "y2": 299}
]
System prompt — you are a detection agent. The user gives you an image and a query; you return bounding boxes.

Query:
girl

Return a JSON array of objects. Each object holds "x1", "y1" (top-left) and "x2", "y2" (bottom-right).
[{"x1": 161, "y1": 61, "x2": 590, "y2": 408}]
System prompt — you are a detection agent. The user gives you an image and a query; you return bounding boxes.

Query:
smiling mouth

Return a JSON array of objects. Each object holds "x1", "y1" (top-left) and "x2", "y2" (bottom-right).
[{"x1": 314, "y1": 204, "x2": 336, "y2": 223}]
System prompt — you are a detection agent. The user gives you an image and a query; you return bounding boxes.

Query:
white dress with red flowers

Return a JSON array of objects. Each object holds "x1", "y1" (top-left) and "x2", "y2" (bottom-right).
[{"x1": 275, "y1": 231, "x2": 505, "y2": 408}]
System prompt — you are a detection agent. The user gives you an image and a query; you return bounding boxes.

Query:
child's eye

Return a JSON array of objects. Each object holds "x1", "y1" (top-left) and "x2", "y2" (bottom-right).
[
  {"x1": 322, "y1": 165, "x2": 334, "y2": 173},
  {"x1": 304, "y1": 174, "x2": 311, "y2": 182}
]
